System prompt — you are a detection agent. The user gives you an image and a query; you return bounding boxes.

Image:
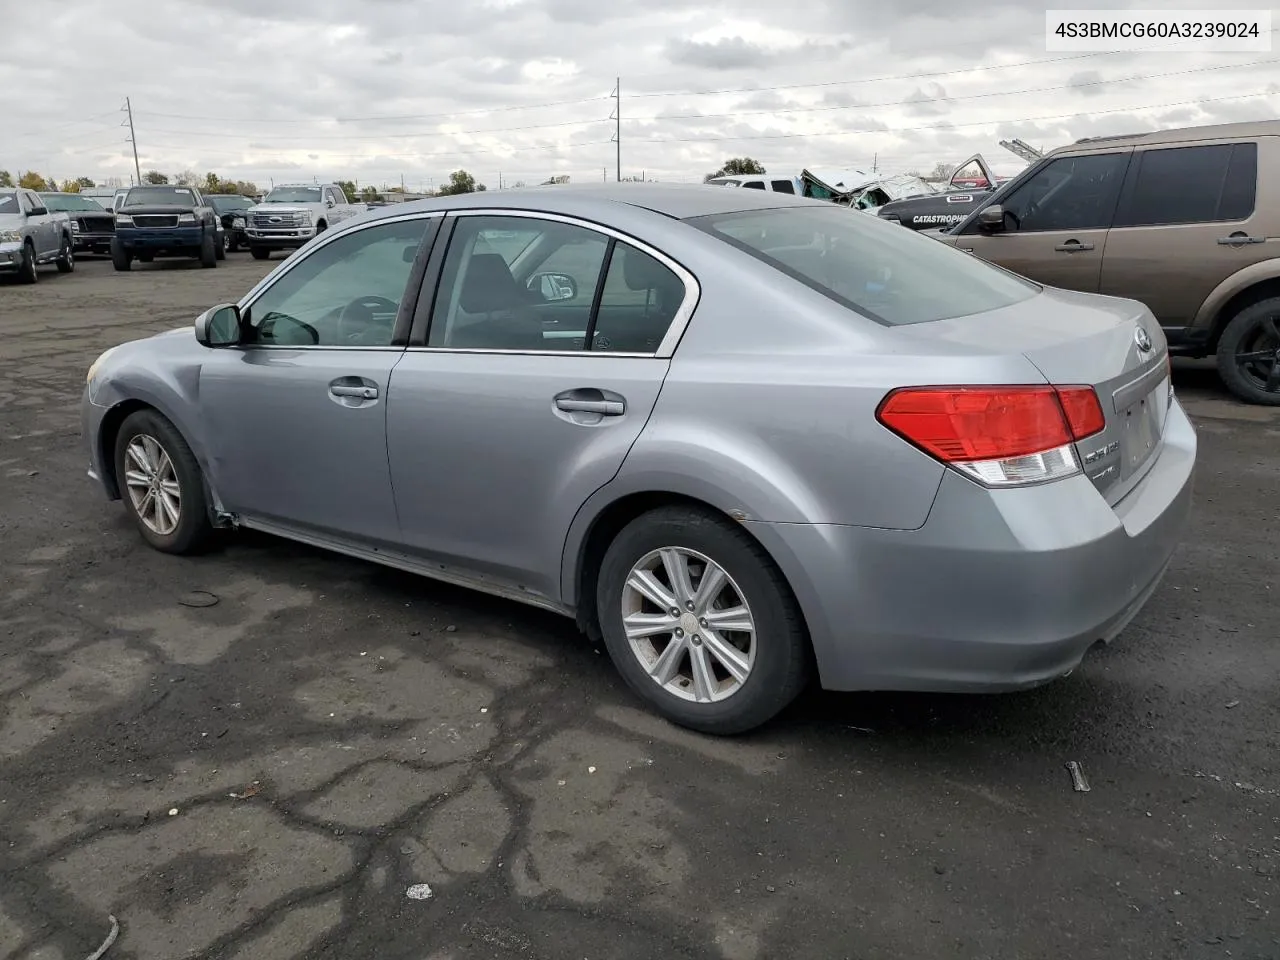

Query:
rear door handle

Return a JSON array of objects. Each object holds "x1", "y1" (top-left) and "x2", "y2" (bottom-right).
[
  {"x1": 555, "y1": 398, "x2": 624, "y2": 415},
  {"x1": 1217, "y1": 234, "x2": 1265, "y2": 246},
  {"x1": 330, "y1": 384, "x2": 378, "y2": 399},
  {"x1": 1053, "y1": 240, "x2": 1095, "y2": 252}
]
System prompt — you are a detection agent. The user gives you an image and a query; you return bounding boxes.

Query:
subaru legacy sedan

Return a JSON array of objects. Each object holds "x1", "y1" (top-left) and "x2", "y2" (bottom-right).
[{"x1": 82, "y1": 184, "x2": 1196, "y2": 735}]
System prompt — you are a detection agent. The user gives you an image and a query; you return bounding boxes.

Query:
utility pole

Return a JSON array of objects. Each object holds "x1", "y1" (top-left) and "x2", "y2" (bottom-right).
[
  {"x1": 122, "y1": 97, "x2": 141, "y2": 185},
  {"x1": 614, "y1": 77, "x2": 621, "y2": 181}
]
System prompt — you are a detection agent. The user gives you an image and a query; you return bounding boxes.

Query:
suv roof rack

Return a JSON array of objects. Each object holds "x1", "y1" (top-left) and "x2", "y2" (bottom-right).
[{"x1": 1074, "y1": 133, "x2": 1144, "y2": 143}]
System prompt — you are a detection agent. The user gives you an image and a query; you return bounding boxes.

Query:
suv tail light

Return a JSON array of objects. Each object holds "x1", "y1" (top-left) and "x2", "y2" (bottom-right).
[{"x1": 876, "y1": 385, "x2": 1105, "y2": 486}]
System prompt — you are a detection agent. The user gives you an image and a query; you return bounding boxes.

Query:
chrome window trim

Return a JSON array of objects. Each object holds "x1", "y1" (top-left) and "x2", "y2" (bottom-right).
[{"x1": 426, "y1": 208, "x2": 701, "y2": 359}]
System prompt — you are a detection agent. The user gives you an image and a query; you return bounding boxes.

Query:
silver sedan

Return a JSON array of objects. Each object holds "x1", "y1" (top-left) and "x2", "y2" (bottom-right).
[{"x1": 82, "y1": 184, "x2": 1196, "y2": 734}]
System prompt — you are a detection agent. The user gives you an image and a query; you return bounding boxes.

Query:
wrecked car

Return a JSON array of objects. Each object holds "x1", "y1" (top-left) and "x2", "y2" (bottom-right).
[{"x1": 875, "y1": 155, "x2": 1014, "y2": 231}]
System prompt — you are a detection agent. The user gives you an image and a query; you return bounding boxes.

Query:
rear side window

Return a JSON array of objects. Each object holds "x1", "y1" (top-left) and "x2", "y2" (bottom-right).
[
  {"x1": 691, "y1": 205, "x2": 1038, "y2": 326},
  {"x1": 770, "y1": 180, "x2": 796, "y2": 194},
  {"x1": 741, "y1": 181, "x2": 766, "y2": 190},
  {"x1": 1115, "y1": 142, "x2": 1257, "y2": 227}
]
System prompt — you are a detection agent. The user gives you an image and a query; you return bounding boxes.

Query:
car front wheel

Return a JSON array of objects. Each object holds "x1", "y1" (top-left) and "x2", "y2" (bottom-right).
[
  {"x1": 596, "y1": 506, "x2": 810, "y2": 735},
  {"x1": 1216, "y1": 297, "x2": 1280, "y2": 406},
  {"x1": 56, "y1": 235, "x2": 74, "y2": 273},
  {"x1": 17, "y1": 241, "x2": 38, "y2": 283},
  {"x1": 113, "y1": 409, "x2": 213, "y2": 554}
]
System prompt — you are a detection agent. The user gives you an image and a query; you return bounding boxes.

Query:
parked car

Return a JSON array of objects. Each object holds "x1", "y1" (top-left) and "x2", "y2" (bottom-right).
[
  {"x1": 81, "y1": 184, "x2": 1195, "y2": 735},
  {"x1": 705, "y1": 174, "x2": 804, "y2": 194},
  {"x1": 876, "y1": 154, "x2": 1011, "y2": 231},
  {"x1": 111, "y1": 184, "x2": 223, "y2": 270},
  {"x1": 206, "y1": 194, "x2": 255, "y2": 252},
  {"x1": 243, "y1": 183, "x2": 367, "y2": 260},
  {"x1": 931, "y1": 120, "x2": 1280, "y2": 405},
  {"x1": 0, "y1": 187, "x2": 75, "y2": 282},
  {"x1": 40, "y1": 191, "x2": 115, "y2": 256}
]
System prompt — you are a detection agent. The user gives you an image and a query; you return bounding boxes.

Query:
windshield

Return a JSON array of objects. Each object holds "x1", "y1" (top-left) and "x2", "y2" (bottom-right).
[
  {"x1": 40, "y1": 193, "x2": 109, "y2": 212},
  {"x1": 690, "y1": 204, "x2": 1038, "y2": 326},
  {"x1": 0, "y1": 192, "x2": 18, "y2": 215},
  {"x1": 264, "y1": 187, "x2": 322, "y2": 203},
  {"x1": 209, "y1": 196, "x2": 254, "y2": 212},
  {"x1": 123, "y1": 186, "x2": 197, "y2": 207}
]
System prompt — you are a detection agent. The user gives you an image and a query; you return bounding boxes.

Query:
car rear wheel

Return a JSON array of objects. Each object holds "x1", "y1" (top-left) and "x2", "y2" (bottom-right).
[
  {"x1": 18, "y1": 241, "x2": 37, "y2": 283},
  {"x1": 596, "y1": 506, "x2": 810, "y2": 735},
  {"x1": 250, "y1": 246, "x2": 270, "y2": 260},
  {"x1": 113, "y1": 409, "x2": 213, "y2": 555},
  {"x1": 110, "y1": 239, "x2": 132, "y2": 271},
  {"x1": 214, "y1": 235, "x2": 226, "y2": 260},
  {"x1": 1216, "y1": 297, "x2": 1280, "y2": 406},
  {"x1": 55, "y1": 236, "x2": 74, "y2": 273}
]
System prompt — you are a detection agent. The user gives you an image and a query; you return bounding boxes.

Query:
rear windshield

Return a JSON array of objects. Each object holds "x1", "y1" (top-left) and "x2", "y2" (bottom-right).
[{"x1": 689, "y1": 204, "x2": 1038, "y2": 325}]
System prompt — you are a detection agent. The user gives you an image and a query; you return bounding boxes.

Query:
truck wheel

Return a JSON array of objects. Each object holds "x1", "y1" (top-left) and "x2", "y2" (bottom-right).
[
  {"x1": 315, "y1": 221, "x2": 327, "y2": 234},
  {"x1": 199, "y1": 233, "x2": 218, "y2": 268},
  {"x1": 250, "y1": 246, "x2": 270, "y2": 260},
  {"x1": 225, "y1": 233, "x2": 238, "y2": 254},
  {"x1": 1216, "y1": 297, "x2": 1280, "y2": 406},
  {"x1": 215, "y1": 235, "x2": 226, "y2": 260},
  {"x1": 55, "y1": 235, "x2": 75, "y2": 273},
  {"x1": 18, "y1": 241, "x2": 38, "y2": 284},
  {"x1": 111, "y1": 239, "x2": 132, "y2": 271}
]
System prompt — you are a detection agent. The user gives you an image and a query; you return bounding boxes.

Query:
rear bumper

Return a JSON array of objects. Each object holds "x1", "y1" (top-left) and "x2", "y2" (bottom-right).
[
  {"x1": 116, "y1": 226, "x2": 203, "y2": 251},
  {"x1": 749, "y1": 397, "x2": 1197, "y2": 692}
]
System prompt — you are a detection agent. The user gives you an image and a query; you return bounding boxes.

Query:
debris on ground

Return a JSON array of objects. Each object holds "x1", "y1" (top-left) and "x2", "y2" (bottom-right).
[
  {"x1": 84, "y1": 914, "x2": 119, "y2": 960},
  {"x1": 1065, "y1": 761, "x2": 1091, "y2": 793},
  {"x1": 405, "y1": 883, "x2": 433, "y2": 900},
  {"x1": 1226, "y1": 700, "x2": 1241, "y2": 709},
  {"x1": 229, "y1": 781, "x2": 261, "y2": 800},
  {"x1": 177, "y1": 590, "x2": 219, "y2": 608},
  {"x1": 167, "y1": 808, "x2": 179, "y2": 816}
]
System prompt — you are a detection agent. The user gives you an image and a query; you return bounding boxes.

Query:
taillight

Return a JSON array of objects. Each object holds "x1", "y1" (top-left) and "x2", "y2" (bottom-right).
[{"x1": 876, "y1": 385, "x2": 1106, "y2": 486}]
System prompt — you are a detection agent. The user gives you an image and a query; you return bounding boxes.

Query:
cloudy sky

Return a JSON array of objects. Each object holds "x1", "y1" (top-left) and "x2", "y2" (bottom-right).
[{"x1": 3, "y1": 0, "x2": 1277, "y2": 191}]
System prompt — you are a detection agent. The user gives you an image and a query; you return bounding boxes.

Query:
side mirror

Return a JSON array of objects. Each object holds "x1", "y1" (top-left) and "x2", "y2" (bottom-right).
[
  {"x1": 195, "y1": 303, "x2": 243, "y2": 347},
  {"x1": 527, "y1": 272, "x2": 578, "y2": 302},
  {"x1": 29, "y1": 205, "x2": 48, "y2": 216},
  {"x1": 977, "y1": 205, "x2": 1006, "y2": 232},
  {"x1": 326, "y1": 197, "x2": 336, "y2": 208}
]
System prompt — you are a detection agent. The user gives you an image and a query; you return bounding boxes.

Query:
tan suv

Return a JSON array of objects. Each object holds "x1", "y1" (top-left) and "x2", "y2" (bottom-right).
[{"x1": 935, "y1": 120, "x2": 1279, "y2": 404}]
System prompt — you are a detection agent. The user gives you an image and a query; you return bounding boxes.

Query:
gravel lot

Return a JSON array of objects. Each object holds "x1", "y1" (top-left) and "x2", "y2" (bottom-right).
[{"x1": 1, "y1": 255, "x2": 1277, "y2": 960}]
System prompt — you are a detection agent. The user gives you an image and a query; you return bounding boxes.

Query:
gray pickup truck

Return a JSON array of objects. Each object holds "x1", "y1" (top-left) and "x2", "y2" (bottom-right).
[{"x1": 0, "y1": 187, "x2": 75, "y2": 283}]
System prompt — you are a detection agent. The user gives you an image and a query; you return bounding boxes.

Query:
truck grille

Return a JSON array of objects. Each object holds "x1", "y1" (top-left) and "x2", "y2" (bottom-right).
[
  {"x1": 131, "y1": 214, "x2": 179, "y2": 228},
  {"x1": 77, "y1": 215, "x2": 114, "y2": 233},
  {"x1": 252, "y1": 212, "x2": 305, "y2": 228}
]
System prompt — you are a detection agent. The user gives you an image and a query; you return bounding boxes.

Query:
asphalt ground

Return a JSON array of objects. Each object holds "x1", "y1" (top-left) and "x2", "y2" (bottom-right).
[{"x1": 1, "y1": 254, "x2": 1277, "y2": 960}]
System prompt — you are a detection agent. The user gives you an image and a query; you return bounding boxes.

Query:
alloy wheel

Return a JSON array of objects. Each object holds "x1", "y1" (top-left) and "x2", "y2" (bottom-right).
[
  {"x1": 124, "y1": 434, "x2": 182, "y2": 536},
  {"x1": 620, "y1": 547, "x2": 756, "y2": 703},
  {"x1": 1233, "y1": 313, "x2": 1280, "y2": 394}
]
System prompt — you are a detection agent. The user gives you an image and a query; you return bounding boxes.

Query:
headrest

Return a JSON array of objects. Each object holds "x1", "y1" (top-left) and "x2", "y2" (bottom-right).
[
  {"x1": 459, "y1": 253, "x2": 523, "y2": 312},
  {"x1": 622, "y1": 247, "x2": 679, "y2": 293}
]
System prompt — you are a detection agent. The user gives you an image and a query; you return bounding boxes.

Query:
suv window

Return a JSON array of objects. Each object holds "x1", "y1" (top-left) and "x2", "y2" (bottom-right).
[
  {"x1": 244, "y1": 217, "x2": 433, "y2": 347},
  {"x1": 1114, "y1": 142, "x2": 1257, "y2": 227},
  {"x1": 978, "y1": 152, "x2": 1127, "y2": 233},
  {"x1": 771, "y1": 180, "x2": 796, "y2": 194},
  {"x1": 741, "y1": 180, "x2": 766, "y2": 190}
]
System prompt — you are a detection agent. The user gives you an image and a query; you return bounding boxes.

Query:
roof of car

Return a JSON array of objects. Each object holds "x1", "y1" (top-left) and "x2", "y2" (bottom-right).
[
  {"x1": 360, "y1": 182, "x2": 815, "y2": 224},
  {"x1": 1066, "y1": 119, "x2": 1280, "y2": 151}
]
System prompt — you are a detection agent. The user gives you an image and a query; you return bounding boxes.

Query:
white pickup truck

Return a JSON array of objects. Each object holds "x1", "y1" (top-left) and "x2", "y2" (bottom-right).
[{"x1": 243, "y1": 183, "x2": 367, "y2": 260}]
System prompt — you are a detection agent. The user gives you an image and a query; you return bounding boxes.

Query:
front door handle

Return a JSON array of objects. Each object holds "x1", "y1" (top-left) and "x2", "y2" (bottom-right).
[
  {"x1": 1053, "y1": 240, "x2": 1095, "y2": 252},
  {"x1": 330, "y1": 384, "x2": 378, "y2": 399},
  {"x1": 556, "y1": 397, "x2": 624, "y2": 415},
  {"x1": 1217, "y1": 233, "x2": 1265, "y2": 246}
]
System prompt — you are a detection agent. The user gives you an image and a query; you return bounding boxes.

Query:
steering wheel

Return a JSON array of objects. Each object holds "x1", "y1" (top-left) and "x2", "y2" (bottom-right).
[{"x1": 337, "y1": 295, "x2": 399, "y2": 345}]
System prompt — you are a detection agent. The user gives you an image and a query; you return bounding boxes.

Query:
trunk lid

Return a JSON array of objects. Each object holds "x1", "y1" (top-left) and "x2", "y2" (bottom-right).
[{"x1": 897, "y1": 286, "x2": 1171, "y2": 504}]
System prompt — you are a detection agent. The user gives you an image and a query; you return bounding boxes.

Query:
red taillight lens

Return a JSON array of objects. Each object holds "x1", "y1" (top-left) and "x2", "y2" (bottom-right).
[{"x1": 876, "y1": 385, "x2": 1106, "y2": 486}]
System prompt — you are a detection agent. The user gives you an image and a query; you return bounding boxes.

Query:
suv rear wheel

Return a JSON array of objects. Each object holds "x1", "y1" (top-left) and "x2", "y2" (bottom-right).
[{"x1": 1215, "y1": 297, "x2": 1280, "y2": 406}]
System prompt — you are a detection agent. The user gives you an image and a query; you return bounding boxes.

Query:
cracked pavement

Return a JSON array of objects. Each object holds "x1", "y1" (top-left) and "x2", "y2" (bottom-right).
[{"x1": 1, "y1": 257, "x2": 1277, "y2": 959}]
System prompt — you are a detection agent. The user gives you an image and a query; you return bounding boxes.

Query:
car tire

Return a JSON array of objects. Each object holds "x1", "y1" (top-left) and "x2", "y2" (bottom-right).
[
  {"x1": 17, "y1": 241, "x2": 38, "y2": 284},
  {"x1": 113, "y1": 409, "x2": 213, "y2": 555},
  {"x1": 55, "y1": 235, "x2": 74, "y2": 273},
  {"x1": 1215, "y1": 296, "x2": 1280, "y2": 406},
  {"x1": 250, "y1": 246, "x2": 270, "y2": 260},
  {"x1": 110, "y1": 239, "x2": 132, "y2": 271},
  {"x1": 215, "y1": 236, "x2": 226, "y2": 260},
  {"x1": 225, "y1": 233, "x2": 238, "y2": 253},
  {"x1": 199, "y1": 233, "x2": 218, "y2": 268},
  {"x1": 595, "y1": 506, "x2": 810, "y2": 735}
]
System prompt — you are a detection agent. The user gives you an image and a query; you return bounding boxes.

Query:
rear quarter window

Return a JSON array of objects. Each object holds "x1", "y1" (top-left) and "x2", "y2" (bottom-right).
[{"x1": 690, "y1": 204, "x2": 1039, "y2": 326}]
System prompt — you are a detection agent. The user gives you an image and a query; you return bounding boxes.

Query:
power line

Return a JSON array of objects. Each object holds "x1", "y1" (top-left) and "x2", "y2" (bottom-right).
[
  {"x1": 135, "y1": 94, "x2": 612, "y2": 125},
  {"x1": 626, "y1": 58, "x2": 1280, "y2": 122},
  {"x1": 623, "y1": 91, "x2": 1276, "y2": 145},
  {"x1": 129, "y1": 140, "x2": 616, "y2": 164},
  {"x1": 136, "y1": 116, "x2": 611, "y2": 142}
]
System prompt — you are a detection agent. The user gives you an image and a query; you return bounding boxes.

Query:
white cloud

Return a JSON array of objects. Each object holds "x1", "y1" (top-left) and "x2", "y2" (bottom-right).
[{"x1": 2, "y1": 0, "x2": 1276, "y2": 190}]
